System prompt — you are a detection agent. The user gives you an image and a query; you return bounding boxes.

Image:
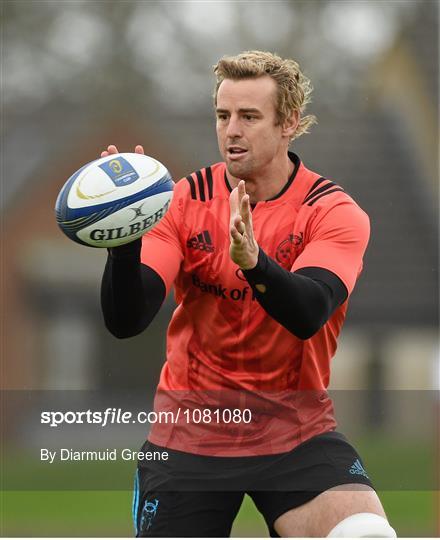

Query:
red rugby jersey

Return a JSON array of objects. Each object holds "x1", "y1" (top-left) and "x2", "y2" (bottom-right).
[{"x1": 141, "y1": 153, "x2": 370, "y2": 456}]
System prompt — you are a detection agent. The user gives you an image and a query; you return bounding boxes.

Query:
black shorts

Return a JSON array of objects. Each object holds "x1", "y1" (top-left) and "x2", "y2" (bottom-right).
[{"x1": 133, "y1": 431, "x2": 374, "y2": 537}]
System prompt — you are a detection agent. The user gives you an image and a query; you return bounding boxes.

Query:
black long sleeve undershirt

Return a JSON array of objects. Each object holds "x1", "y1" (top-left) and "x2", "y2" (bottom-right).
[
  {"x1": 101, "y1": 239, "x2": 165, "y2": 339},
  {"x1": 242, "y1": 248, "x2": 348, "y2": 340},
  {"x1": 101, "y1": 243, "x2": 347, "y2": 341}
]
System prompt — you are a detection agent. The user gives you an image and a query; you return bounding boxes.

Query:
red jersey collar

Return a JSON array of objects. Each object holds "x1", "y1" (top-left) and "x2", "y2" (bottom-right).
[{"x1": 223, "y1": 151, "x2": 302, "y2": 204}]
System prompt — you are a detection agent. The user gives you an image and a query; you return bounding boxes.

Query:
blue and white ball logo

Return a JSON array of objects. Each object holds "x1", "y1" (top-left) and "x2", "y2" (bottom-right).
[
  {"x1": 55, "y1": 153, "x2": 174, "y2": 248},
  {"x1": 99, "y1": 156, "x2": 140, "y2": 186}
]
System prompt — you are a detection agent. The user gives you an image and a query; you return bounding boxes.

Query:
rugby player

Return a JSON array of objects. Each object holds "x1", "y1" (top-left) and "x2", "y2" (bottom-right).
[{"x1": 100, "y1": 51, "x2": 396, "y2": 538}]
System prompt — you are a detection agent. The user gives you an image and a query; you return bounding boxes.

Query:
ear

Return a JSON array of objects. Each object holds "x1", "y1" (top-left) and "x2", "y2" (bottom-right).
[{"x1": 282, "y1": 110, "x2": 300, "y2": 139}]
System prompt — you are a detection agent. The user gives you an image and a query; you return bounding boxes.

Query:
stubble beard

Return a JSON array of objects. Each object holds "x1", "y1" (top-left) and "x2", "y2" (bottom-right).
[{"x1": 226, "y1": 155, "x2": 254, "y2": 181}]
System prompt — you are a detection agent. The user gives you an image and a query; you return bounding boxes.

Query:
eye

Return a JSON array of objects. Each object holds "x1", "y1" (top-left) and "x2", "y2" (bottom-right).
[
  {"x1": 244, "y1": 114, "x2": 256, "y2": 121},
  {"x1": 217, "y1": 113, "x2": 228, "y2": 121}
]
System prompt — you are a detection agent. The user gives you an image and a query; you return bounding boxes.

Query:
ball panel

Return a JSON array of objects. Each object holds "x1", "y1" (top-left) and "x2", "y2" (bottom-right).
[
  {"x1": 54, "y1": 159, "x2": 95, "y2": 223},
  {"x1": 70, "y1": 166, "x2": 119, "y2": 208},
  {"x1": 75, "y1": 192, "x2": 173, "y2": 247},
  {"x1": 60, "y1": 173, "x2": 173, "y2": 223},
  {"x1": 67, "y1": 153, "x2": 168, "y2": 209}
]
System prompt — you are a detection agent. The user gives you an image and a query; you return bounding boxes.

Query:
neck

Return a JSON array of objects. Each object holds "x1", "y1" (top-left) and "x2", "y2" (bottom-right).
[{"x1": 227, "y1": 152, "x2": 294, "y2": 204}]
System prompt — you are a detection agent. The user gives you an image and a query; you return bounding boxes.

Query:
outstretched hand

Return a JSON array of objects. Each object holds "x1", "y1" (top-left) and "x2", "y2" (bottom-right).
[
  {"x1": 100, "y1": 144, "x2": 145, "y2": 157},
  {"x1": 229, "y1": 180, "x2": 259, "y2": 270}
]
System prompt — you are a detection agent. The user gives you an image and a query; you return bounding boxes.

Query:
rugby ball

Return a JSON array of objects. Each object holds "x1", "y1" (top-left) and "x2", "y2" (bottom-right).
[{"x1": 55, "y1": 153, "x2": 174, "y2": 248}]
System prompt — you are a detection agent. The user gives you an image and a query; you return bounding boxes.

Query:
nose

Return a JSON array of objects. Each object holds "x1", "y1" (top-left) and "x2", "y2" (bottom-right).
[{"x1": 225, "y1": 114, "x2": 242, "y2": 139}]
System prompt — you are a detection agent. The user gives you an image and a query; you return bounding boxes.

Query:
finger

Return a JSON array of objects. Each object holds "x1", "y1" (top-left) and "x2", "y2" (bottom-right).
[
  {"x1": 238, "y1": 180, "x2": 246, "y2": 197},
  {"x1": 135, "y1": 145, "x2": 144, "y2": 154},
  {"x1": 234, "y1": 215, "x2": 245, "y2": 234},
  {"x1": 229, "y1": 187, "x2": 239, "y2": 217},
  {"x1": 240, "y1": 195, "x2": 255, "y2": 238},
  {"x1": 237, "y1": 180, "x2": 246, "y2": 208},
  {"x1": 101, "y1": 151, "x2": 109, "y2": 157},
  {"x1": 230, "y1": 225, "x2": 243, "y2": 244},
  {"x1": 107, "y1": 145, "x2": 119, "y2": 154},
  {"x1": 240, "y1": 194, "x2": 251, "y2": 222}
]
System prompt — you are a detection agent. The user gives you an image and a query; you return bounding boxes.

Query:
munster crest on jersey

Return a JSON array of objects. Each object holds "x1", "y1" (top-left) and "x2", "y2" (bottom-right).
[{"x1": 275, "y1": 233, "x2": 303, "y2": 268}]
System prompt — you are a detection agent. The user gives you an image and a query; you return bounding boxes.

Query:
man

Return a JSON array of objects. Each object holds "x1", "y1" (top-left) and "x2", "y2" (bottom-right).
[{"x1": 101, "y1": 51, "x2": 396, "y2": 537}]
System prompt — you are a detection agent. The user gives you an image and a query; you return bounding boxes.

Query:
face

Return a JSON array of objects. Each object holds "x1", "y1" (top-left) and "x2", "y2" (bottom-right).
[{"x1": 215, "y1": 76, "x2": 291, "y2": 180}]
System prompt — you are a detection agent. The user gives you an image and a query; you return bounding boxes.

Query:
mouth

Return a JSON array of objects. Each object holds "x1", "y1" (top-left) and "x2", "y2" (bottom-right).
[{"x1": 226, "y1": 146, "x2": 248, "y2": 160}]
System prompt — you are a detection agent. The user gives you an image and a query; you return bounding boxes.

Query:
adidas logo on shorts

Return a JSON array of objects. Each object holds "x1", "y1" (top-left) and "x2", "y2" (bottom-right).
[
  {"x1": 349, "y1": 459, "x2": 369, "y2": 478},
  {"x1": 187, "y1": 230, "x2": 214, "y2": 252}
]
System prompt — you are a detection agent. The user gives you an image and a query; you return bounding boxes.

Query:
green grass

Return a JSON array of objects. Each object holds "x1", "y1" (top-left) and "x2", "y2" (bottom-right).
[
  {"x1": 1, "y1": 491, "x2": 132, "y2": 537},
  {"x1": 1, "y1": 490, "x2": 437, "y2": 537},
  {"x1": 378, "y1": 491, "x2": 438, "y2": 537},
  {"x1": 357, "y1": 433, "x2": 435, "y2": 491}
]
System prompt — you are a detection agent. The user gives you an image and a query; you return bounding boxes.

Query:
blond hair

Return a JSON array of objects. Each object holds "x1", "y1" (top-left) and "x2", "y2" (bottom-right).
[{"x1": 213, "y1": 50, "x2": 317, "y2": 141}]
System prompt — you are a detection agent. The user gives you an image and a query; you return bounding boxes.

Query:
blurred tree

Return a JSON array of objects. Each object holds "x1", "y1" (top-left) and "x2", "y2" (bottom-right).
[{"x1": 3, "y1": 0, "x2": 421, "y2": 121}]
